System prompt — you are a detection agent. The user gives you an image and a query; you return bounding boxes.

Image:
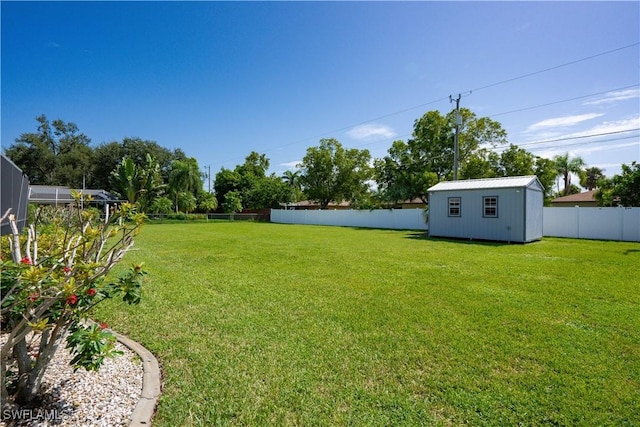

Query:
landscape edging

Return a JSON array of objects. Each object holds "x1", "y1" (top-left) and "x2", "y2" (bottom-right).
[
  {"x1": 92, "y1": 322, "x2": 161, "y2": 427},
  {"x1": 113, "y1": 330, "x2": 161, "y2": 426}
]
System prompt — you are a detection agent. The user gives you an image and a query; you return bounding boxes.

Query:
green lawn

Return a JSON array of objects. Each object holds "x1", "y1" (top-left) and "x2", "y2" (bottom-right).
[{"x1": 94, "y1": 222, "x2": 640, "y2": 426}]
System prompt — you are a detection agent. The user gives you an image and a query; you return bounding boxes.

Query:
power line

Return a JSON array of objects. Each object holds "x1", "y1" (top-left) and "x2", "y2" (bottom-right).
[
  {"x1": 208, "y1": 96, "x2": 452, "y2": 169},
  {"x1": 281, "y1": 43, "x2": 639, "y2": 157},
  {"x1": 524, "y1": 135, "x2": 639, "y2": 152},
  {"x1": 211, "y1": 42, "x2": 639, "y2": 168},
  {"x1": 505, "y1": 128, "x2": 640, "y2": 149},
  {"x1": 357, "y1": 43, "x2": 640, "y2": 138},
  {"x1": 462, "y1": 42, "x2": 639, "y2": 95},
  {"x1": 352, "y1": 127, "x2": 640, "y2": 156},
  {"x1": 266, "y1": 96, "x2": 451, "y2": 153},
  {"x1": 492, "y1": 134, "x2": 638, "y2": 152},
  {"x1": 353, "y1": 129, "x2": 640, "y2": 166},
  {"x1": 488, "y1": 84, "x2": 640, "y2": 118},
  {"x1": 353, "y1": 81, "x2": 640, "y2": 154}
]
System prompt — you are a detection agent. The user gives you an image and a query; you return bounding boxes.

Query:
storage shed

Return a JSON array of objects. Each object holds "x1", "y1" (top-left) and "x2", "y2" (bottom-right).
[{"x1": 427, "y1": 176, "x2": 544, "y2": 243}]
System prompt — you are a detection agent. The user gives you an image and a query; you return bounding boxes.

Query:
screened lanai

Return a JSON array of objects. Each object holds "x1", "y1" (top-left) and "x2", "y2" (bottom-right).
[{"x1": 28, "y1": 185, "x2": 118, "y2": 207}]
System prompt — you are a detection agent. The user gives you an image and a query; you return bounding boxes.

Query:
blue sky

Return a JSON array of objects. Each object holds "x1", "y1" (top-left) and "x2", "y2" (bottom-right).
[{"x1": 2, "y1": 1, "x2": 639, "y2": 189}]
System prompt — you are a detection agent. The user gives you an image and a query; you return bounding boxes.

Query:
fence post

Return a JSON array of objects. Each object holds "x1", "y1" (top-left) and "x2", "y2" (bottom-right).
[{"x1": 619, "y1": 206, "x2": 624, "y2": 241}]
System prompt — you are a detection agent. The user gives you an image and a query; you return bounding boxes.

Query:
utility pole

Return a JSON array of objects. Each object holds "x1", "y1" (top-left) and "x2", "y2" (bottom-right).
[
  {"x1": 206, "y1": 165, "x2": 211, "y2": 193},
  {"x1": 450, "y1": 94, "x2": 461, "y2": 181}
]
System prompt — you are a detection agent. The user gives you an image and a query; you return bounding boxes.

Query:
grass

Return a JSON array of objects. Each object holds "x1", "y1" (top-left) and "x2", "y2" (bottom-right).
[{"x1": 93, "y1": 222, "x2": 640, "y2": 426}]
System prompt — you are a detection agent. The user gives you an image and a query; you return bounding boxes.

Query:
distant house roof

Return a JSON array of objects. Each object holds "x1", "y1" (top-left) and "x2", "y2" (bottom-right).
[
  {"x1": 29, "y1": 185, "x2": 118, "y2": 205},
  {"x1": 282, "y1": 199, "x2": 426, "y2": 210},
  {"x1": 284, "y1": 200, "x2": 351, "y2": 208},
  {"x1": 428, "y1": 175, "x2": 542, "y2": 192},
  {"x1": 401, "y1": 198, "x2": 425, "y2": 204},
  {"x1": 551, "y1": 190, "x2": 597, "y2": 205}
]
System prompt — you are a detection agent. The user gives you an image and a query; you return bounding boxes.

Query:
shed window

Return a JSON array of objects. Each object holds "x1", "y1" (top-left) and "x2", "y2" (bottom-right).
[
  {"x1": 448, "y1": 197, "x2": 461, "y2": 217},
  {"x1": 483, "y1": 196, "x2": 498, "y2": 218}
]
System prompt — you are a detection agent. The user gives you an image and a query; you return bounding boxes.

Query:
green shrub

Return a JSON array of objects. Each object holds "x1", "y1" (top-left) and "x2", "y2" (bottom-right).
[{"x1": 1, "y1": 196, "x2": 146, "y2": 408}]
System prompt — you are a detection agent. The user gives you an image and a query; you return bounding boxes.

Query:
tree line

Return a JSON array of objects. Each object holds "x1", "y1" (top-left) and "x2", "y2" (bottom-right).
[
  {"x1": 4, "y1": 115, "x2": 216, "y2": 214},
  {"x1": 5, "y1": 113, "x2": 639, "y2": 213}
]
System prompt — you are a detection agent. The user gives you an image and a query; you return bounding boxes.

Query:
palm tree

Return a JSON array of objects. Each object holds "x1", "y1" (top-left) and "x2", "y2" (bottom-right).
[
  {"x1": 553, "y1": 153, "x2": 585, "y2": 195},
  {"x1": 580, "y1": 166, "x2": 605, "y2": 191},
  {"x1": 168, "y1": 158, "x2": 202, "y2": 212},
  {"x1": 138, "y1": 154, "x2": 165, "y2": 212},
  {"x1": 281, "y1": 170, "x2": 302, "y2": 202}
]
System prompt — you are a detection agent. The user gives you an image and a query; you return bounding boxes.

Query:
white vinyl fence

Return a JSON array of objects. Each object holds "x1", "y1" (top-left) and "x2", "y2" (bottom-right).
[
  {"x1": 543, "y1": 207, "x2": 639, "y2": 242},
  {"x1": 272, "y1": 207, "x2": 639, "y2": 242},
  {"x1": 271, "y1": 208, "x2": 428, "y2": 230}
]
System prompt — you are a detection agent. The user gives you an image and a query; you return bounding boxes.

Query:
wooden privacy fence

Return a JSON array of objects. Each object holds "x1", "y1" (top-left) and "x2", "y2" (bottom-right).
[
  {"x1": 543, "y1": 207, "x2": 639, "y2": 242},
  {"x1": 271, "y1": 208, "x2": 428, "y2": 230}
]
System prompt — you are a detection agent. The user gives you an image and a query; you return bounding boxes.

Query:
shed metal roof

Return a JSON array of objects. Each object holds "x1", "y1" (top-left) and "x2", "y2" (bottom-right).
[{"x1": 428, "y1": 176, "x2": 541, "y2": 192}]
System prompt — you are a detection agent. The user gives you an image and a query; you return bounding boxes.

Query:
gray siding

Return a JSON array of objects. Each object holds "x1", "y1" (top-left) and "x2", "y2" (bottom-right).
[{"x1": 524, "y1": 183, "x2": 544, "y2": 242}]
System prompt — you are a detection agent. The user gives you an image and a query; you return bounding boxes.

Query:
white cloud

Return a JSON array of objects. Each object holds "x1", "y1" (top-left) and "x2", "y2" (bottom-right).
[
  {"x1": 535, "y1": 141, "x2": 639, "y2": 160},
  {"x1": 526, "y1": 113, "x2": 604, "y2": 132},
  {"x1": 575, "y1": 141, "x2": 639, "y2": 155},
  {"x1": 519, "y1": 114, "x2": 639, "y2": 180},
  {"x1": 520, "y1": 114, "x2": 640, "y2": 158},
  {"x1": 520, "y1": 130, "x2": 564, "y2": 142},
  {"x1": 347, "y1": 124, "x2": 396, "y2": 141},
  {"x1": 593, "y1": 162, "x2": 624, "y2": 169},
  {"x1": 583, "y1": 88, "x2": 640, "y2": 106},
  {"x1": 528, "y1": 115, "x2": 640, "y2": 142},
  {"x1": 279, "y1": 160, "x2": 302, "y2": 169},
  {"x1": 572, "y1": 115, "x2": 640, "y2": 137}
]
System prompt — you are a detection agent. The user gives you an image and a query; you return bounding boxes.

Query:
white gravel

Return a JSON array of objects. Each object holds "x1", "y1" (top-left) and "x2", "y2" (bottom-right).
[{"x1": 1, "y1": 333, "x2": 142, "y2": 427}]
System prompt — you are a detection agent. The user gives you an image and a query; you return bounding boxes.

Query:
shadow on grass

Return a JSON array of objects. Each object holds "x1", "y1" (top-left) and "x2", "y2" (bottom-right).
[
  {"x1": 624, "y1": 248, "x2": 640, "y2": 255},
  {"x1": 405, "y1": 232, "x2": 515, "y2": 247},
  {"x1": 345, "y1": 226, "x2": 429, "y2": 233},
  {"x1": 342, "y1": 227, "x2": 515, "y2": 247}
]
